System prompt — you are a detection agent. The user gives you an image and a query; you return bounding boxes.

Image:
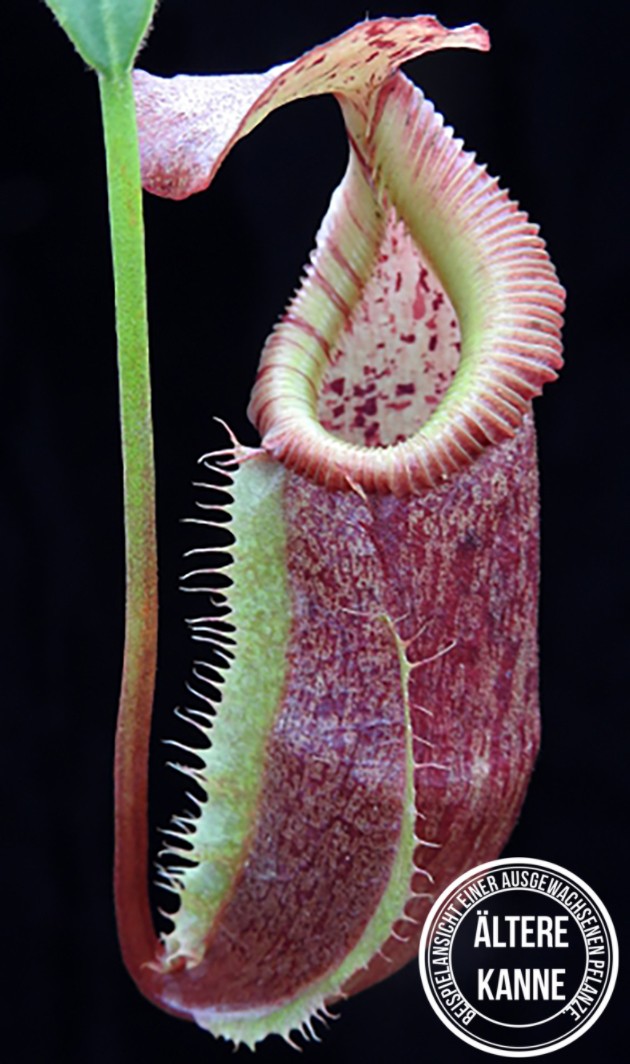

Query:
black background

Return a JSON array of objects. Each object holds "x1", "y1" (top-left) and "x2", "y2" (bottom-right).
[{"x1": 1, "y1": 2, "x2": 627, "y2": 1061}]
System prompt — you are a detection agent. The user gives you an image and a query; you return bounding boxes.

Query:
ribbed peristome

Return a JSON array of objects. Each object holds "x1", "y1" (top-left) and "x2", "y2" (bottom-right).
[{"x1": 248, "y1": 74, "x2": 564, "y2": 492}]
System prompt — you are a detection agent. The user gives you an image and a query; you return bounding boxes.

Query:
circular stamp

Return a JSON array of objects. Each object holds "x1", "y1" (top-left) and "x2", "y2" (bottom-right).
[{"x1": 418, "y1": 857, "x2": 618, "y2": 1057}]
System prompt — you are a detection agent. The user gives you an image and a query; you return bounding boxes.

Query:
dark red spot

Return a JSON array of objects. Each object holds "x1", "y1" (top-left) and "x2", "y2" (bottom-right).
[
  {"x1": 428, "y1": 335, "x2": 438, "y2": 352},
  {"x1": 360, "y1": 397, "x2": 378, "y2": 417},
  {"x1": 400, "y1": 333, "x2": 416, "y2": 344},
  {"x1": 396, "y1": 382, "x2": 416, "y2": 396},
  {"x1": 329, "y1": 377, "x2": 345, "y2": 396},
  {"x1": 395, "y1": 272, "x2": 403, "y2": 293},
  {"x1": 386, "y1": 400, "x2": 412, "y2": 412},
  {"x1": 413, "y1": 280, "x2": 426, "y2": 320}
]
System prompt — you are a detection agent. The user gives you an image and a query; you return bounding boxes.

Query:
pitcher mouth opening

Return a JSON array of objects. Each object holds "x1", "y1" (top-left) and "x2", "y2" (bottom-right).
[
  {"x1": 316, "y1": 209, "x2": 461, "y2": 451},
  {"x1": 246, "y1": 77, "x2": 563, "y2": 496}
]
